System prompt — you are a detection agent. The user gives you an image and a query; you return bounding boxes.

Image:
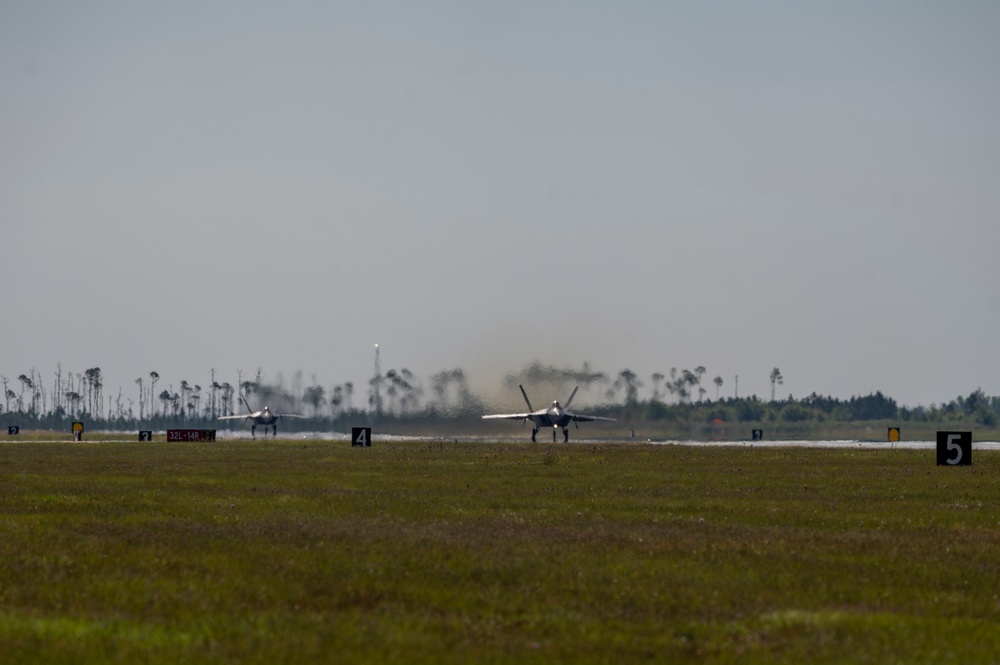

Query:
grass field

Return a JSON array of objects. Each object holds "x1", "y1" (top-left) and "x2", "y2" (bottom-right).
[{"x1": 2, "y1": 438, "x2": 999, "y2": 663}]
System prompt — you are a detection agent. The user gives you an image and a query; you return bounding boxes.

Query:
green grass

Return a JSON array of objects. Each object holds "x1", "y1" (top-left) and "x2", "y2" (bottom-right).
[{"x1": 2, "y1": 440, "x2": 1000, "y2": 663}]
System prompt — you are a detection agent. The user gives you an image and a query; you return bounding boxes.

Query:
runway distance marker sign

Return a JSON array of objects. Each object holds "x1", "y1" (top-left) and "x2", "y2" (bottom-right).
[
  {"x1": 352, "y1": 427, "x2": 372, "y2": 447},
  {"x1": 936, "y1": 431, "x2": 971, "y2": 466}
]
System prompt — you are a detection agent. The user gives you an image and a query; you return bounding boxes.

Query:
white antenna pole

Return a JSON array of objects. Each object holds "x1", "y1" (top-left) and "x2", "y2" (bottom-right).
[{"x1": 373, "y1": 344, "x2": 383, "y2": 416}]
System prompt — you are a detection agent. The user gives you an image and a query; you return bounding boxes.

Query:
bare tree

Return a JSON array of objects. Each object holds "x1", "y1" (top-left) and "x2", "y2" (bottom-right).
[
  {"x1": 220, "y1": 382, "x2": 234, "y2": 416},
  {"x1": 190, "y1": 384, "x2": 201, "y2": 418},
  {"x1": 65, "y1": 391, "x2": 82, "y2": 416},
  {"x1": 83, "y1": 368, "x2": 102, "y2": 415},
  {"x1": 237, "y1": 368, "x2": 261, "y2": 404},
  {"x1": 149, "y1": 371, "x2": 160, "y2": 417},
  {"x1": 694, "y1": 366, "x2": 707, "y2": 403},
  {"x1": 672, "y1": 369, "x2": 697, "y2": 403},
  {"x1": 53, "y1": 363, "x2": 63, "y2": 413},
  {"x1": 209, "y1": 368, "x2": 217, "y2": 419},
  {"x1": 135, "y1": 377, "x2": 145, "y2": 419},
  {"x1": 32, "y1": 368, "x2": 44, "y2": 415},
  {"x1": 159, "y1": 390, "x2": 172, "y2": 417},
  {"x1": 770, "y1": 367, "x2": 784, "y2": 401},
  {"x1": 17, "y1": 374, "x2": 32, "y2": 413}
]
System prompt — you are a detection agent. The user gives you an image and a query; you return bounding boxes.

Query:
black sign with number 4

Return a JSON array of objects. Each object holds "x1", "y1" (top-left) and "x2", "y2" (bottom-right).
[{"x1": 352, "y1": 427, "x2": 372, "y2": 447}]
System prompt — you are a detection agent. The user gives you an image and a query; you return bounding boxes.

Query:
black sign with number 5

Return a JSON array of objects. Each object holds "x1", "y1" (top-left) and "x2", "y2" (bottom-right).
[{"x1": 936, "y1": 431, "x2": 971, "y2": 466}]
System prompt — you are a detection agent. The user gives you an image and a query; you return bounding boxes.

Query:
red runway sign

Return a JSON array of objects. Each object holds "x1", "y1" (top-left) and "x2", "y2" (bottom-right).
[{"x1": 166, "y1": 429, "x2": 216, "y2": 442}]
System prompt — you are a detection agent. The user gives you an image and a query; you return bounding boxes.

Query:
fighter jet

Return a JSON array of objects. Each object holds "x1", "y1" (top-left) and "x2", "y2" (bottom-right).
[
  {"x1": 482, "y1": 384, "x2": 616, "y2": 442},
  {"x1": 217, "y1": 396, "x2": 306, "y2": 437}
]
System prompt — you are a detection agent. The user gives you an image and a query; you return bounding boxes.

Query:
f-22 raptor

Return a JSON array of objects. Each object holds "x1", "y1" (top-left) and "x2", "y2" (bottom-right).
[
  {"x1": 217, "y1": 396, "x2": 305, "y2": 437},
  {"x1": 482, "y1": 384, "x2": 616, "y2": 442}
]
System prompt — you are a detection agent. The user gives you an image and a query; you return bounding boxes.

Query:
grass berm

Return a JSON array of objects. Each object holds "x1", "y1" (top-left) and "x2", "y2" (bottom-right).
[{"x1": 1, "y1": 438, "x2": 999, "y2": 663}]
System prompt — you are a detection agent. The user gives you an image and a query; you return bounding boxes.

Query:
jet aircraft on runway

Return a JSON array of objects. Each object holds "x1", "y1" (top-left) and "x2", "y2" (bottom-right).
[
  {"x1": 482, "y1": 385, "x2": 616, "y2": 442},
  {"x1": 217, "y1": 396, "x2": 306, "y2": 437}
]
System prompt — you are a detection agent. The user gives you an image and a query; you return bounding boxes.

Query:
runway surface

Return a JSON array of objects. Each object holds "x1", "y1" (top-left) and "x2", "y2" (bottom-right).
[{"x1": 13, "y1": 431, "x2": 1000, "y2": 450}]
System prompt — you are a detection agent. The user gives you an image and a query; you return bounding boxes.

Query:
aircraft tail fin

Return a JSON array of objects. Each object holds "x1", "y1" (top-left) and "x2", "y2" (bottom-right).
[
  {"x1": 519, "y1": 384, "x2": 535, "y2": 412},
  {"x1": 565, "y1": 386, "x2": 579, "y2": 409},
  {"x1": 241, "y1": 395, "x2": 254, "y2": 414}
]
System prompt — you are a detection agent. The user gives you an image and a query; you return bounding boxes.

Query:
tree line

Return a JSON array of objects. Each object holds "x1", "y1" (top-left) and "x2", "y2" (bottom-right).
[{"x1": 1, "y1": 362, "x2": 997, "y2": 431}]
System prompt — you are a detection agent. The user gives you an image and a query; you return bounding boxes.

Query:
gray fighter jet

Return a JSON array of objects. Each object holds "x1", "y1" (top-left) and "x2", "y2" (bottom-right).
[
  {"x1": 482, "y1": 384, "x2": 616, "y2": 442},
  {"x1": 217, "y1": 396, "x2": 306, "y2": 437}
]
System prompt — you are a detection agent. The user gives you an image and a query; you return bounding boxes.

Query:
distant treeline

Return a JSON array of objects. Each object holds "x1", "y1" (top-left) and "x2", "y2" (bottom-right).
[
  {"x1": 1, "y1": 363, "x2": 997, "y2": 434},
  {"x1": 638, "y1": 389, "x2": 999, "y2": 428}
]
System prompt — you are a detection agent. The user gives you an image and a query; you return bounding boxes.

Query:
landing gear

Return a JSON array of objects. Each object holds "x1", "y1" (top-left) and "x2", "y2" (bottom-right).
[
  {"x1": 531, "y1": 427, "x2": 539, "y2": 443},
  {"x1": 250, "y1": 423, "x2": 278, "y2": 438},
  {"x1": 552, "y1": 428, "x2": 557, "y2": 442},
  {"x1": 563, "y1": 428, "x2": 569, "y2": 443}
]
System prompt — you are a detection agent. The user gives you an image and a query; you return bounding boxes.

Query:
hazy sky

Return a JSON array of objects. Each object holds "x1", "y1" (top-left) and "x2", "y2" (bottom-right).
[{"x1": 3, "y1": 2, "x2": 998, "y2": 409}]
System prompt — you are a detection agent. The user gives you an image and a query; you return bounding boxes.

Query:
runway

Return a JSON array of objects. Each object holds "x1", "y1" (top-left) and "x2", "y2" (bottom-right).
[{"x1": 13, "y1": 431, "x2": 1000, "y2": 450}]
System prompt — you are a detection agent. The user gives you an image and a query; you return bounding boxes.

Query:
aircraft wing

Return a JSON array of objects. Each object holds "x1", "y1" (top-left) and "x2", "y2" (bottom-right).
[
  {"x1": 217, "y1": 414, "x2": 251, "y2": 420},
  {"x1": 567, "y1": 413, "x2": 617, "y2": 423},
  {"x1": 275, "y1": 413, "x2": 307, "y2": 418},
  {"x1": 482, "y1": 413, "x2": 534, "y2": 420}
]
